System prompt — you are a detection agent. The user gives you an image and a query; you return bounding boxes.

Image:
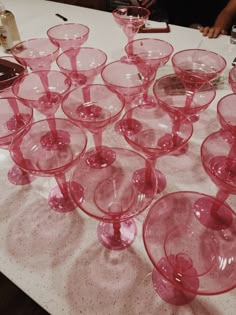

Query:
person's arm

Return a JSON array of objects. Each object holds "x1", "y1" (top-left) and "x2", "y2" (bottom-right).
[{"x1": 200, "y1": 0, "x2": 236, "y2": 38}]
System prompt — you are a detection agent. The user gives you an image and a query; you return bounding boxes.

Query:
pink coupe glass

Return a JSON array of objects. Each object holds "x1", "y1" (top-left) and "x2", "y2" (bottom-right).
[
  {"x1": 47, "y1": 23, "x2": 90, "y2": 51},
  {"x1": 0, "y1": 97, "x2": 34, "y2": 185},
  {"x1": 217, "y1": 93, "x2": 236, "y2": 136},
  {"x1": 121, "y1": 104, "x2": 193, "y2": 193},
  {"x1": 228, "y1": 66, "x2": 236, "y2": 92},
  {"x1": 101, "y1": 56, "x2": 155, "y2": 133},
  {"x1": 10, "y1": 118, "x2": 87, "y2": 212},
  {"x1": 112, "y1": 6, "x2": 150, "y2": 43},
  {"x1": 70, "y1": 147, "x2": 156, "y2": 250},
  {"x1": 0, "y1": 56, "x2": 27, "y2": 98},
  {"x1": 125, "y1": 38, "x2": 174, "y2": 107},
  {"x1": 56, "y1": 47, "x2": 107, "y2": 87},
  {"x1": 11, "y1": 38, "x2": 60, "y2": 71},
  {"x1": 143, "y1": 191, "x2": 236, "y2": 305},
  {"x1": 62, "y1": 84, "x2": 125, "y2": 168}
]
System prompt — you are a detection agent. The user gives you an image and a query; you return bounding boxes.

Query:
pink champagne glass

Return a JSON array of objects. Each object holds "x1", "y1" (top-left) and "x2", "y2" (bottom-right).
[
  {"x1": 120, "y1": 104, "x2": 193, "y2": 193},
  {"x1": 171, "y1": 49, "x2": 226, "y2": 108},
  {"x1": 70, "y1": 147, "x2": 156, "y2": 250},
  {"x1": 10, "y1": 118, "x2": 87, "y2": 212},
  {"x1": 228, "y1": 66, "x2": 236, "y2": 92},
  {"x1": 153, "y1": 73, "x2": 216, "y2": 123},
  {"x1": 62, "y1": 84, "x2": 125, "y2": 168},
  {"x1": 56, "y1": 47, "x2": 107, "y2": 87},
  {"x1": 47, "y1": 23, "x2": 90, "y2": 52},
  {"x1": 11, "y1": 38, "x2": 60, "y2": 71},
  {"x1": 12, "y1": 70, "x2": 72, "y2": 150},
  {"x1": 217, "y1": 93, "x2": 236, "y2": 136},
  {"x1": 0, "y1": 97, "x2": 34, "y2": 185},
  {"x1": 0, "y1": 56, "x2": 27, "y2": 98},
  {"x1": 125, "y1": 38, "x2": 174, "y2": 107},
  {"x1": 143, "y1": 191, "x2": 236, "y2": 305},
  {"x1": 196, "y1": 129, "x2": 236, "y2": 230},
  {"x1": 112, "y1": 6, "x2": 150, "y2": 43},
  {"x1": 101, "y1": 56, "x2": 155, "y2": 134}
]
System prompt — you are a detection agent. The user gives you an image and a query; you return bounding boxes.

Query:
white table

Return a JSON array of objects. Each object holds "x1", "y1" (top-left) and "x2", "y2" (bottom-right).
[{"x1": 1, "y1": 1, "x2": 236, "y2": 314}]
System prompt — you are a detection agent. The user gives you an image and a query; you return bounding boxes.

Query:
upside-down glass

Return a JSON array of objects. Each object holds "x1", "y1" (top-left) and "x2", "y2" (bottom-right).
[
  {"x1": 121, "y1": 104, "x2": 193, "y2": 193},
  {"x1": 0, "y1": 97, "x2": 34, "y2": 185},
  {"x1": 70, "y1": 147, "x2": 157, "y2": 250},
  {"x1": 10, "y1": 118, "x2": 87, "y2": 212},
  {"x1": 47, "y1": 23, "x2": 90, "y2": 51},
  {"x1": 56, "y1": 47, "x2": 107, "y2": 87},
  {"x1": 143, "y1": 191, "x2": 236, "y2": 305},
  {"x1": 11, "y1": 38, "x2": 60, "y2": 71},
  {"x1": 112, "y1": 6, "x2": 150, "y2": 44},
  {"x1": 62, "y1": 84, "x2": 125, "y2": 168}
]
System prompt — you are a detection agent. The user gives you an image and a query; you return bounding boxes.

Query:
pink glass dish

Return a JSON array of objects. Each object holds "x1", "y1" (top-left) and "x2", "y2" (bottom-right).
[
  {"x1": 10, "y1": 118, "x2": 87, "y2": 212},
  {"x1": 143, "y1": 191, "x2": 236, "y2": 305},
  {"x1": 217, "y1": 93, "x2": 236, "y2": 136},
  {"x1": 70, "y1": 147, "x2": 157, "y2": 250},
  {"x1": 56, "y1": 47, "x2": 107, "y2": 87},
  {"x1": 11, "y1": 38, "x2": 60, "y2": 71},
  {"x1": 47, "y1": 23, "x2": 90, "y2": 51}
]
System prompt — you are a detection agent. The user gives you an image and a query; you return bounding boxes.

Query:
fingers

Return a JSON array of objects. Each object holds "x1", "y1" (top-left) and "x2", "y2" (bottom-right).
[
  {"x1": 199, "y1": 26, "x2": 225, "y2": 38},
  {"x1": 139, "y1": 0, "x2": 156, "y2": 8}
]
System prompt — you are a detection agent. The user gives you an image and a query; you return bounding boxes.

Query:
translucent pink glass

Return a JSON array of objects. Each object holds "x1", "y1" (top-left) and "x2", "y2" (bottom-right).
[
  {"x1": 171, "y1": 49, "x2": 226, "y2": 92},
  {"x1": 47, "y1": 23, "x2": 90, "y2": 51},
  {"x1": 199, "y1": 129, "x2": 236, "y2": 230},
  {"x1": 143, "y1": 191, "x2": 236, "y2": 305},
  {"x1": 153, "y1": 73, "x2": 216, "y2": 123},
  {"x1": 228, "y1": 67, "x2": 236, "y2": 92},
  {"x1": 56, "y1": 47, "x2": 107, "y2": 87},
  {"x1": 112, "y1": 6, "x2": 150, "y2": 43},
  {"x1": 217, "y1": 93, "x2": 236, "y2": 136},
  {"x1": 0, "y1": 56, "x2": 27, "y2": 98},
  {"x1": 125, "y1": 38, "x2": 174, "y2": 107},
  {"x1": 70, "y1": 147, "x2": 157, "y2": 250},
  {"x1": 10, "y1": 118, "x2": 87, "y2": 212},
  {"x1": 11, "y1": 38, "x2": 60, "y2": 71},
  {"x1": 101, "y1": 57, "x2": 155, "y2": 133},
  {"x1": 62, "y1": 84, "x2": 125, "y2": 168},
  {"x1": 12, "y1": 70, "x2": 72, "y2": 118},
  {"x1": 121, "y1": 104, "x2": 193, "y2": 193},
  {"x1": 0, "y1": 97, "x2": 34, "y2": 185}
]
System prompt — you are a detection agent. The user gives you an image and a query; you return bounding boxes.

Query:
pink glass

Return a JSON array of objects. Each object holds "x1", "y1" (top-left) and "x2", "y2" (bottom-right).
[
  {"x1": 10, "y1": 118, "x2": 87, "y2": 212},
  {"x1": 62, "y1": 84, "x2": 125, "y2": 168},
  {"x1": 101, "y1": 57, "x2": 155, "y2": 133},
  {"x1": 125, "y1": 38, "x2": 174, "y2": 107},
  {"x1": 112, "y1": 6, "x2": 150, "y2": 43},
  {"x1": 217, "y1": 93, "x2": 236, "y2": 136},
  {"x1": 56, "y1": 47, "x2": 107, "y2": 87},
  {"x1": 228, "y1": 66, "x2": 236, "y2": 92},
  {"x1": 0, "y1": 56, "x2": 27, "y2": 98},
  {"x1": 153, "y1": 73, "x2": 216, "y2": 123},
  {"x1": 70, "y1": 147, "x2": 156, "y2": 250},
  {"x1": 11, "y1": 38, "x2": 60, "y2": 71},
  {"x1": 198, "y1": 129, "x2": 236, "y2": 230},
  {"x1": 0, "y1": 97, "x2": 34, "y2": 185},
  {"x1": 143, "y1": 191, "x2": 236, "y2": 305},
  {"x1": 121, "y1": 104, "x2": 193, "y2": 193},
  {"x1": 47, "y1": 23, "x2": 90, "y2": 51}
]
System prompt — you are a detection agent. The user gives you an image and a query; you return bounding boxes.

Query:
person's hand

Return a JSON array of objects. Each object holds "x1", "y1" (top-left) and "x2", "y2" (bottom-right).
[
  {"x1": 199, "y1": 26, "x2": 227, "y2": 38},
  {"x1": 138, "y1": 0, "x2": 156, "y2": 8}
]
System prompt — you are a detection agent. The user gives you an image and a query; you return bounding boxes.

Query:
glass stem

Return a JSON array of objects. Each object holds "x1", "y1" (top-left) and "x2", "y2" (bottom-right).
[
  {"x1": 113, "y1": 220, "x2": 121, "y2": 241},
  {"x1": 93, "y1": 132, "x2": 102, "y2": 150},
  {"x1": 54, "y1": 173, "x2": 69, "y2": 199}
]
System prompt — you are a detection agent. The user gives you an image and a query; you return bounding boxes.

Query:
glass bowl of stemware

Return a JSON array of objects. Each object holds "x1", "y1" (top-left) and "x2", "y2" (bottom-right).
[
  {"x1": 47, "y1": 23, "x2": 90, "y2": 51},
  {"x1": 228, "y1": 66, "x2": 236, "y2": 92},
  {"x1": 11, "y1": 38, "x2": 60, "y2": 71},
  {"x1": 10, "y1": 118, "x2": 87, "y2": 213},
  {"x1": 143, "y1": 191, "x2": 236, "y2": 305},
  {"x1": 56, "y1": 47, "x2": 107, "y2": 87}
]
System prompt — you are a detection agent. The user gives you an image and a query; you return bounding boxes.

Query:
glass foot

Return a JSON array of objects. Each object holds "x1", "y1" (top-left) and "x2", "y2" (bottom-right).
[
  {"x1": 40, "y1": 130, "x2": 71, "y2": 151},
  {"x1": 152, "y1": 256, "x2": 198, "y2": 305},
  {"x1": 119, "y1": 118, "x2": 143, "y2": 136},
  {"x1": 97, "y1": 219, "x2": 137, "y2": 250},
  {"x1": 132, "y1": 167, "x2": 157, "y2": 196},
  {"x1": 193, "y1": 197, "x2": 233, "y2": 230},
  {"x1": 48, "y1": 181, "x2": 83, "y2": 213},
  {"x1": 8, "y1": 164, "x2": 36, "y2": 185},
  {"x1": 85, "y1": 146, "x2": 116, "y2": 169}
]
